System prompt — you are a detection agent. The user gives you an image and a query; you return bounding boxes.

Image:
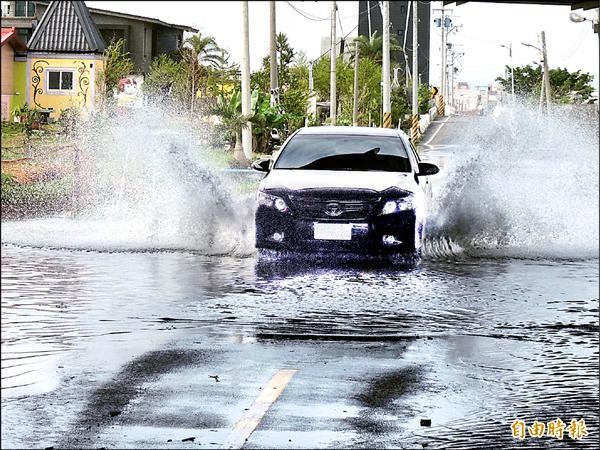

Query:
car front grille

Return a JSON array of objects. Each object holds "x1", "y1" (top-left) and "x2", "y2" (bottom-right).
[{"x1": 288, "y1": 190, "x2": 381, "y2": 220}]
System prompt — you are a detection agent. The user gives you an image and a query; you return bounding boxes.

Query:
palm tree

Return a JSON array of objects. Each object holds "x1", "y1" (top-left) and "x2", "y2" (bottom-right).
[
  {"x1": 350, "y1": 31, "x2": 402, "y2": 64},
  {"x1": 180, "y1": 33, "x2": 223, "y2": 112},
  {"x1": 183, "y1": 33, "x2": 223, "y2": 66}
]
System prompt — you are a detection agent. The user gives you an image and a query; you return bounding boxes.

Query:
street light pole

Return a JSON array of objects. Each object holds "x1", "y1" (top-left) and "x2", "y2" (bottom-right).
[
  {"x1": 522, "y1": 39, "x2": 547, "y2": 113},
  {"x1": 500, "y1": 43, "x2": 515, "y2": 103}
]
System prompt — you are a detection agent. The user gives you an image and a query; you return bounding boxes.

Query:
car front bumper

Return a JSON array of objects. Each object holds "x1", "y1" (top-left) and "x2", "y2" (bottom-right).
[{"x1": 255, "y1": 206, "x2": 418, "y2": 255}]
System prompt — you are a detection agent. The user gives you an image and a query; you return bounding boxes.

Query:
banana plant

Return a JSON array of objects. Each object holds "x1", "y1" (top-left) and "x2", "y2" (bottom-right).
[{"x1": 214, "y1": 89, "x2": 287, "y2": 156}]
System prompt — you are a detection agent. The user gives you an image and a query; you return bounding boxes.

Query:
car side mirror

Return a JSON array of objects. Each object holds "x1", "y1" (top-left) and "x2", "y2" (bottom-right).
[
  {"x1": 251, "y1": 158, "x2": 271, "y2": 172},
  {"x1": 417, "y1": 162, "x2": 439, "y2": 176}
]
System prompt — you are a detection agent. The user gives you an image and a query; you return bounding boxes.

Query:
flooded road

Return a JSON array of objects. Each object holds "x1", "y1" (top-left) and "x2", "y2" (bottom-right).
[
  {"x1": 1, "y1": 245, "x2": 598, "y2": 448},
  {"x1": 2, "y1": 111, "x2": 598, "y2": 448}
]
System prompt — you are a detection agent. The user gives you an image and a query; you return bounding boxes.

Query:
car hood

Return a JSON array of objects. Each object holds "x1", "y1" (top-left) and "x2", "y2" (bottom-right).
[{"x1": 261, "y1": 169, "x2": 414, "y2": 192}]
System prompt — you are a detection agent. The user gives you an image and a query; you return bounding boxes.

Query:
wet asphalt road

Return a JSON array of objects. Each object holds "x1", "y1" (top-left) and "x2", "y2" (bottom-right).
[{"x1": 1, "y1": 114, "x2": 599, "y2": 449}]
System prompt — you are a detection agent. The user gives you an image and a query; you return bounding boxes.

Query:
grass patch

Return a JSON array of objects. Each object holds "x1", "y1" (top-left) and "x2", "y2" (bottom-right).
[
  {"x1": 1, "y1": 175, "x2": 73, "y2": 219},
  {"x1": 1, "y1": 122, "x2": 28, "y2": 156}
]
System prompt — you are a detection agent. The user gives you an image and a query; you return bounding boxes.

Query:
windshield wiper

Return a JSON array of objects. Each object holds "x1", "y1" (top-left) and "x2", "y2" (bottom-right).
[{"x1": 363, "y1": 147, "x2": 380, "y2": 156}]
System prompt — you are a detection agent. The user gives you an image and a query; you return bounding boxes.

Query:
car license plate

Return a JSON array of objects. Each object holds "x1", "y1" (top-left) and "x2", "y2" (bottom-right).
[{"x1": 314, "y1": 223, "x2": 352, "y2": 240}]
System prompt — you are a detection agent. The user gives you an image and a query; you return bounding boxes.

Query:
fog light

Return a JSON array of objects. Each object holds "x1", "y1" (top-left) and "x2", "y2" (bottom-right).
[
  {"x1": 272, "y1": 232, "x2": 284, "y2": 242},
  {"x1": 274, "y1": 198, "x2": 288, "y2": 212},
  {"x1": 382, "y1": 235, "x2": 402, "y2": 246},
  {"x1": 382, "y1": 200, "x2": 397, "y2": 215}
]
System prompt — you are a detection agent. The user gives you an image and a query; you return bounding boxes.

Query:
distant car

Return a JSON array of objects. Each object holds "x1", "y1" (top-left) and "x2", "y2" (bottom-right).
[{"x1": 251, "y1": 126, "x2": 439, "y2": 256}]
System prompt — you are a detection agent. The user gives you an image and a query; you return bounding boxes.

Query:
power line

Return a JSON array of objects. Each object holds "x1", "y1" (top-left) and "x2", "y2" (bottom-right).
[
  {"x1": 559, "y1": 25, "x2": 589, "y2": 60},
  {"x1": 284, "y1": 1, "x2": 380, "y2": 25},
  {"x1": 283, "y1": 1, "x2": 386, "y2": 65},
  {"x1": 313, "y1": 22, "x2": 361, "y2": 64},
  {"x1": 284, "y1": 1, "x2": 329, "y2": 21},
  {"x1": 337, "y1": 7, "x2": 345, "y2": 37}
]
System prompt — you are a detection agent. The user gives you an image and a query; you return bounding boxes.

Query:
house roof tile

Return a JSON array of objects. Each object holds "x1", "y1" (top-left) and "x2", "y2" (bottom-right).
[
  {"x1": 1, "y1": 27, "x2": 27, "y2": 51},
  {"x1": 28, "y1": 0, "x2": 105, "y2": 53}
]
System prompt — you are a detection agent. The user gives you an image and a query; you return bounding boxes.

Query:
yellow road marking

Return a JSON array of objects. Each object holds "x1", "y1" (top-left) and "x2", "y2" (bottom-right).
[{"x1": 221, "y1": 368, "x2": 298, "y2": 449}]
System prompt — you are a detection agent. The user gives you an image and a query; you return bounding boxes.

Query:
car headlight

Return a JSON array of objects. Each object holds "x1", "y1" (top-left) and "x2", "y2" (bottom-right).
[
  {"x1": 380, "y1": 195, "x2": 414, "y2": 215},
  {"x1": 257, "y1": 191, "x2": 289, "y2": 213}
]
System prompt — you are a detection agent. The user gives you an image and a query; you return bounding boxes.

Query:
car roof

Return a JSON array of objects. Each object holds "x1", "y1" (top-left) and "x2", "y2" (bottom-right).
[{"x1": 296, "y1": 126, "x2": 408, "y2": 139}]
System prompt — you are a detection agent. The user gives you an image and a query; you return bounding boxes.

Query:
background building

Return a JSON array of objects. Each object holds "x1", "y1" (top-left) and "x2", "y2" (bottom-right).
[
  {"x1": 357, "y1": 0, "x2": 430, "y2": 86},
  {"x1": 1, "y1": 27, "x2": 27, "y2": 120},
  {"x1": 1, "y1": 0, "x2": 197, "y2": 74},
  {"x1": 25, "y1": 0, "x2": 105, "y2": 118}
]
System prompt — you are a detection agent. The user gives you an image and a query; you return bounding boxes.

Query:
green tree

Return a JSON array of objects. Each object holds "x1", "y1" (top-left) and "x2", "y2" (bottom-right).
[
  {"x1": 496, "y1": 64, "x2": 594, "y2": 104},
  {"x1": 97, "y1": 38, "x2": 134, "y2": 100},
  {"x1": 418, "y1": 83, "x2": 431, "y2": 114},
  {"x1": 312, "y1": 56, "x2": 354, "y2": 107},
  {"x1": 205, "y1": 49, "x2": 240, "y2": 99},
  {"x1": 143, "y1": 54, "x2": 186, "y2": 106},
  {"x1": 356, "y1": 57, "x2": 382, "y2": 126},
  {"x1": 276, "y1": 32, "x2": 295, "y2": 83},
  {"x1": 250, "y1": 33, "x2": 308, "y2": 140}
]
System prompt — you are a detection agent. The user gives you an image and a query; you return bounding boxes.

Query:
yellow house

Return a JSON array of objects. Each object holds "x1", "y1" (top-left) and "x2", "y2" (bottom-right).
[
  {"x1": 1, "y1": 27, "x2": 27, "y2": 121},
  {"x1": 26, "y1": 0, "x2": 106, "y2": 119}
]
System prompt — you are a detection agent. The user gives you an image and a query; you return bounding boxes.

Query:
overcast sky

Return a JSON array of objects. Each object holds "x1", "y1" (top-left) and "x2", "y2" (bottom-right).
[{"x1": 86, "y1": 1, "x2": 599, "y2": 90}]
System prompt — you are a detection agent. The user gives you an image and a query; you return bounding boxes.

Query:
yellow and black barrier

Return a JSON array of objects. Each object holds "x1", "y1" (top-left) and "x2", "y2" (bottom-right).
[
  {"x1": 383, "y1": 111, "x2": 393, "y2": 129},
  {"x1": 410, "y1": 114, "x2": 421, "y2": 143},
  {"x1": 436, "y1": 94, "x2": 445, "y2": 117}
]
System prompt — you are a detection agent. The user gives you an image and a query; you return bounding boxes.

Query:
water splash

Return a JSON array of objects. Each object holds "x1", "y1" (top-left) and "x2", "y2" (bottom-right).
[
  {"x1": 1, "y1": 106, "x2": 258, "y2": 256},
  {"x1": 424, "y1": 103, "x2": 599, "y2": 260},
  {"x1": 2, "y1": 103, "x2": 598, "y2": 261}
]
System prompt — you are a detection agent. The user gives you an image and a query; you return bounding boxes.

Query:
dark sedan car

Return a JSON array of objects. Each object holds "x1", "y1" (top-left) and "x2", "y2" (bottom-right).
[{"x1": 251, "y1": 126, "x2": 439, "y2": 256}]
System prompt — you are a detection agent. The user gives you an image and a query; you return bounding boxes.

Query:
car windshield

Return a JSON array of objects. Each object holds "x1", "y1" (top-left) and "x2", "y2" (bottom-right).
[{"x1": 273, "y1": 134, "x2": 411, "y2": 172}]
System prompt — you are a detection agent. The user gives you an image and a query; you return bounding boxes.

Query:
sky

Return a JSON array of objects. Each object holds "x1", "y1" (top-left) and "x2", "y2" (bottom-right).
[{"x1": 85, "y1": 1, "x2": 599, "y2": 90}]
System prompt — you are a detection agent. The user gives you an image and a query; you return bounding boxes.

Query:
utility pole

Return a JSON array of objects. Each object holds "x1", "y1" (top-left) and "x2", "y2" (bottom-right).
[
  {"x1": 500, "y1": 43, "x2": 515, "y2": 103},
  {"x1": 269, "y1": 0, "x2": 278, "y2": 107},
  {"x1": 411, "y1": 0, "x2": 418, "y2": 140},
  {"x1": 367, "y1": 0, "x2": 372, "y2": 38},
  {"x1": 509, "y1": 43, "x2": 515, "y2": 103},
  {"x1": 382, "y1": 0, "x2": 391, "y2": 128},
  {"x1": 353, "y1": 44, "x2": 359, "y2": 126},
  {"x1": 241, "y1": 0, "x2": 252, "y2": 161},
  {"x1": 447, "y1": 43, "x2": 452, "y2": 106},
  {"x1": 403, "y1": 1, "x2": 411, "y2": 92},
  {"x1": 540, "y1": 31, "x2": 551, "y2": 112},
  {"x1": 539, "y1": 70, "x2": 545, "y2": 114},
  {"x1": 440, "y1": 6, "x2": 447, "y2": 101},
  {"x1": 329, "y1": 0, "x2": 337, "y2": 125}
]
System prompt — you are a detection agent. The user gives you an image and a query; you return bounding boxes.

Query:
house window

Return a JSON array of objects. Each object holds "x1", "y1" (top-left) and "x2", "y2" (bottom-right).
[
  {"x1": 1, "y1": 1, "x2": 10, "y2": 17},
  {"x1": 46, "y1": 70, "x2": 74, "y2": 92},
  {"x1": 14, "y1": 1, "x2": 35, "y2": 17},
  {"x1": 16, "y1": 27, "x2": 30, "y2": 43}
]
